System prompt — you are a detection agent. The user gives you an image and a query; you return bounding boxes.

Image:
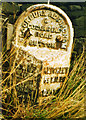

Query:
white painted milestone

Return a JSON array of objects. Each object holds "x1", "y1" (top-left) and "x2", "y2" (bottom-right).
[{"x1": 13, "y1": 4, "x2": 74, "y2": 103}]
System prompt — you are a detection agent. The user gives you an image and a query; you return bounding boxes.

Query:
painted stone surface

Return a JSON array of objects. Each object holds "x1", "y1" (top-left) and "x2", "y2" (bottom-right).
[{"x1": 13, "y1": 4, "x2": 74, "y2": 103}]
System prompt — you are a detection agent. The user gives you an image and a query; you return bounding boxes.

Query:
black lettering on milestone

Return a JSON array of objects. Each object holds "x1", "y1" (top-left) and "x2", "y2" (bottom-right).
[
  {"x1": 22, "y1": 21, "x2": 28, "y2": 28},
  {"x1": 24, "y1": 17, "x2": 30, "y2": 23},
  {"x1": 32, "y1": 11, "x2": 39, "y2": 18},
  {"x1": 48, "y1": 11, "x2": 52, "y2": 17},
  {"x1": 41, "y1": 10, "x2": 46, "y2": 16},
  {"x1": 53, "y1": 13, "x2": 58, "y2": 20},
  {"x1": 35, "y1": 26, "x2": 40, "y2": 30},
  {"x1": 24, "y1": 28, "x2": 32, "y2": 39},
  {"x1": 35, "y1": 32, "x2": 38, "y2": 37}
]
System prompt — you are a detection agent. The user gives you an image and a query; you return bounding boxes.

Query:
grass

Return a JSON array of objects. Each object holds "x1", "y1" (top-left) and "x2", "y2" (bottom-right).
[
  {"x1": 1, "y1": 42, "x2": 85, "y2": 120},
  {"x1": 1, "y1": 14, "x2": 85, "y2": 119}
]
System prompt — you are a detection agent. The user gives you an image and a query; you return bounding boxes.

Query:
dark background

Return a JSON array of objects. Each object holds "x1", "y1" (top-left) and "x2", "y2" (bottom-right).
[{"x1": 2, "y1": 2, "x2": 86, "y2": 37}]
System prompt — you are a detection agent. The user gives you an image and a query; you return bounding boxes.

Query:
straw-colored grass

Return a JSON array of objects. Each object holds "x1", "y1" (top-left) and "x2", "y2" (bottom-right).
[
  {"x1": 1, "y1": 42, "x2": 85, "y2": 120},
  {"x1": 1, "y1": 2, "x2": 85, "y2": 119}
]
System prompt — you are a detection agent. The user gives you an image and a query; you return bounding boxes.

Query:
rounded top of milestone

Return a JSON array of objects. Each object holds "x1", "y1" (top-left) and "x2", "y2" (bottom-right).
[{"x1": 14, "y1": 4, "x2": 73, "y2": 63}]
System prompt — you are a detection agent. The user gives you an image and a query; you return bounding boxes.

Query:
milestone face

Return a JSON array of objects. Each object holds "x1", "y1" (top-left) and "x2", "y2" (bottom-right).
[
  {"x1": 14, "y1": 4, "x2": 73, "y2": 102},
  {"x1": 14, "y1": 4, "x2": 73, "y2": 67},
  {"x1": 18, "y1": 9, "x2": 69, "y2": 50}
]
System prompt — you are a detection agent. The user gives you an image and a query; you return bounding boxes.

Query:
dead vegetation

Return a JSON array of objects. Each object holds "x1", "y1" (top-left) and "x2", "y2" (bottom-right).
[
  {"x1": 1, "y1": 3, "x2": 85, "y2": 119},
  {"x1": 1, "y1": 42, "x2": 85, "y2": 119}
]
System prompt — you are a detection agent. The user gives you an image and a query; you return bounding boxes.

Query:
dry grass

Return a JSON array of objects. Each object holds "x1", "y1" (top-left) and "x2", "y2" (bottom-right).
[
  {"x1": 1, "y1": 2, "x2": 85, "y2": 119},
  {"x1": 1, "y1": 43, "x2": 85, "y2": 120}
]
